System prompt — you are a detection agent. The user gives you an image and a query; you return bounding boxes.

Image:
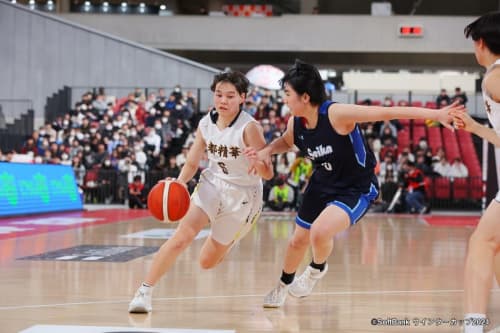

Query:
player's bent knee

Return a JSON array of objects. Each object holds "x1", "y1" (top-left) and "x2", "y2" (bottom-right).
[
  {"x1": 289, "y1": 234, "x2": 309, "y2": 249},
  {"x1": 309, "y1": 226, "x2": 332, "y2": 245},
  {"x1": 199, "y1": 254, "x2": 222, "y2": 270},
  {"x1": 199, "y1": 259, "x2": 216, "y2": 270}
]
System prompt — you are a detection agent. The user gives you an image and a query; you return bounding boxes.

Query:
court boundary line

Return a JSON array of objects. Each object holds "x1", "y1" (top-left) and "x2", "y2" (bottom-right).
[{"x1": 0, "y1": 288, "x2": 498, "y2": 311}]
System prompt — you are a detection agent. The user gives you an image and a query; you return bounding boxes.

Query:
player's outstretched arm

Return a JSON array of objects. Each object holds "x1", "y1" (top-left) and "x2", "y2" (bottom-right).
[
  {"x1": 452, "y1": 109, "x2": 500, "y2": 147},
  {"x1": 244, "y1": 117, "x2": 295, "y2": 174},
  {"x1": 243, "y1": 122, "x2": 274, "y2": 180},
  {"x1": 330, "y1": 100, "x2": 464, "y2": 134},
  {"x1": 176, "y1": 128, "x2": 206, "y2": 184}
]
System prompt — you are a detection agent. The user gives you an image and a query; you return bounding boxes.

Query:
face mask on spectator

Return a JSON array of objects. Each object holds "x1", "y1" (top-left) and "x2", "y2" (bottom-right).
[
  {"x1": 63, "y1": 120, "x2": 69, "y2": 126},
  {"x1": 34, "y1": 156, "x2": 43, "y2": 164},
  {"x1": 107, "y1": 110, "x2": 114, "y2": 117},
  {"x1": 174, "y1": 87, "x2": 181, "y2": 93},
  {"x1": 150, "y1": 108, "x2": 157, "y2": 115},
  {"x1": 175, "y1": 104, "x2": 182, "y2": 111},
  {"x1": 61, "y1": 153, "x2": 69, "y2": 160},
  {"x1": 104, "y1": 160, "x2": 111, "y2": 167},
  {"x1": 130, "y1": 130, "x2": 137, "y2": 137},
  {"x1": 106, "y1": 125, "x2": 113, "y2": 131},
  {"x1": 123, "y1": 112, "x2": 129, "y2": 118},
  {"x1": 81, "y1": 104, "x2": 88, "y2": 111},
  {"x1": 113, "y1": 134, "x2": 119, "y2": 141},
  {"x1": 84, "y1": 146, "x2": 91, "y2": 152},
  {"x1": 90, "y1": 128, "x2": 97, "y2": 134},
  {"x1": 155, "y1": 123, "x2": 162, "y2": 130},
  {"x1": 161, "y1": 117, "x2": 168, "y2": 124},
  {"x1": 40, "y1": 130, "x2": 46, "y2": 136}
]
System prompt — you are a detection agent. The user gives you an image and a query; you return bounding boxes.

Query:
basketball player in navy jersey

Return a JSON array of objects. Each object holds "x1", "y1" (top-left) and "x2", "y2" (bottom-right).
[
  {"x1": 245, "y1": 60, "x2": 464, "y2": 308},
  {"x1": 452, "y1": 12, "x2": 500, "y2": 333}
]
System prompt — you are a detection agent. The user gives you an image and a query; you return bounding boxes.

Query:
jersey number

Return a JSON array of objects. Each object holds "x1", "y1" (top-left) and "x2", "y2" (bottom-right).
[
  {"x1": 321, "y1": 162, "x2": 333, "y2": 171},
  {"x1": 218, "y1": 162, "x2": 229, "y2": 174}
]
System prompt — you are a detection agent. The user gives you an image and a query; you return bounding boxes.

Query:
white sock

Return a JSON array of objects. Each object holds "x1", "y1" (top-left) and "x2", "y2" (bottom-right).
[
  {"x1": 141, "y1": 282, "x2": 153, "y2": 290},
  {"x1": 463, "y1": 313, "x2": 486, "y2": 333}
]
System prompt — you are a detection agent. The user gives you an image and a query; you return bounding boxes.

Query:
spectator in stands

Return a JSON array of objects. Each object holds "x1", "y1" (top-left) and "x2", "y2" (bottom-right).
[
  {"x1": 165, "y1": 155, "x2": 180, "y2": 178},
  {"x1": 449, "y1": 157, "x2": 469, "y2": 178},
  {"x1": 415, "y1": 153, "x2": 434, "y2": 176},
  {"x1": 143, "y1": 127, "x2": 161, "y2": 155},
  {"x1": 176, "y1": 145, "x2": 189, "y2": 168},
  {"x1": 382, "y1": 96, "x2": 394, "y2": 107},
  {"x1": 93, "y1": 94, "x2": 108, "y2": 115},
  {"x1": 275, "y1": 153, "x2": 291, "y2": 178},
  {"x1": 452, "y1": 87, "x2": 468, "y2": 106},
  {"x1": 380, "y1": 171, "x2": 399, "y2": 210},
  {"x1": 98, "y1": 158, "x2": 116, "y2": 204},
  {"x1": 267, "y1": 177, "x2": 295, "y2": 211},
  {"x1": 128, "y1": 175, "x2": 146, "y2": 209},
  {"x1": 20, "y1": 137, "x2": 38, "y2": 155},
  {"x1": 402, "y1": 161, "x2": 428, "y2": 214},
  {"x1": 378, "y1": 153, "x2": 398, "y2": 184},
  {"x1": 378, "y1": 120, "x2": 397, "y2": 138},
  {"x1": 433, "y1": 156, "x2": 451, "y2": 177},
  {"x1": 379, "y1": 124, "x2": 397, "y2": 146},
  {"x1": 93, "y1": 143, "x2": 109, "y2": 167},
  {"x1": 398, "y1": 147, "x2": 415, "y2": 163},
  {"x1": 169, "y1": 85, "x2": 181, "y2": 103},
  {"x1": 72, "y1": 155, "x2": 86, "y2": 186},
  {"x1": 436, "y1": 89, "x2": 451, "y2": 107},
  {"x1": 433, "y1": 146, "x2": 446, "y2": 161}
]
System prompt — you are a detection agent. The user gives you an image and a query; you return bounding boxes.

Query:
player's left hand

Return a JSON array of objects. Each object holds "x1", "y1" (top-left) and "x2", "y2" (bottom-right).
[
  {"x1": 438, "y1": 101, "x2": 466, "y2": 131},
  {"x1": 244, "y1": 147, "x2": 271, "y2": 175}
]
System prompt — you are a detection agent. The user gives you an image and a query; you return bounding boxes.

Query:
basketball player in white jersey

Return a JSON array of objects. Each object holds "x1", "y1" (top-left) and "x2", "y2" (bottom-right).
[
  {"x1": 128, "y1": 71, "x2": 273, "y2": 313},
  {"x1": 452, "y1": 12, "x2": 500, "y2": 333}
]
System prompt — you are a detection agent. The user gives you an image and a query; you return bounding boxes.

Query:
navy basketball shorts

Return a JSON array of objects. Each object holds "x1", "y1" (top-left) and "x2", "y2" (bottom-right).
[{"x1": 296, "y1": 183, "x2": 379, "y2": 230}]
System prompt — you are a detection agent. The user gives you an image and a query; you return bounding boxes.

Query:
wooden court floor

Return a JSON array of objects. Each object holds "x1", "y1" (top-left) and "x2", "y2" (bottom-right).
[{"x1": 0, "y1": 211, "x2": 499, "y2": 333}]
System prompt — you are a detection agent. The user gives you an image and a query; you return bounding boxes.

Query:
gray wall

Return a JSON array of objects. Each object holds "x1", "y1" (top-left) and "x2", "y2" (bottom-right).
[
  {"x1": 60, "y1": 13, "x2": 475, "y2": 54},
  {"x1": 0, "y1": 1, "x2": 219, "y2": 126}
]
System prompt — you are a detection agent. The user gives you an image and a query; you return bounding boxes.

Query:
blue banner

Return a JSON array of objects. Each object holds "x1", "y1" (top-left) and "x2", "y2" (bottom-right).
[{"x1": 0, "y1": 162, "x2": 83, "y2": 217}]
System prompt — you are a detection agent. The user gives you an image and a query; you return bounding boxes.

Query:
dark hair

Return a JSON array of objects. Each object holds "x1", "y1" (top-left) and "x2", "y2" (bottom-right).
[
  {"x1": 210, "y1": 71, "x2": 249, "y2": 96},
  {"x1": 280, "y1": 59, "x2": 327, "y2": 106},
  {"x1": 405, "y1": 161, "x2": 416, "y2": 168},
  {"x1": 465, "y1": 12, "x2": 500, "y2": 54}
]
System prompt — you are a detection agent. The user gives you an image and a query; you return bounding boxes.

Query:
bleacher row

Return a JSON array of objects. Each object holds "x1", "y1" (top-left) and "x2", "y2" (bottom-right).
[
  {"x1": 361, "y1": 98, "x2": 484, "y2": 207},
  {"x1": 398, "y1": 115, "x2": 483, "y2": 204}
]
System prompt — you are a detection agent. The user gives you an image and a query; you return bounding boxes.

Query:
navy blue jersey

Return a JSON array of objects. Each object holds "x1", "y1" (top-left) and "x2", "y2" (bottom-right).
[{"x1": 293, "y1": 101, "x2": 377, "y2": 195}]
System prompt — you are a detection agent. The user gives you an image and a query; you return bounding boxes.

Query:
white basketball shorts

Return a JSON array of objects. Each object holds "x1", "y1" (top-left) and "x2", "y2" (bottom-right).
[{"x1": 191, "y1": 170, "x2": 263, "y2": 245}]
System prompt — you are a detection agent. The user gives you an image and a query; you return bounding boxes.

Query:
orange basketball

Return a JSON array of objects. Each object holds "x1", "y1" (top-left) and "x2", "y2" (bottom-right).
[{"x1": 147, "y1": 180, "x2": 190, "y2": 223}]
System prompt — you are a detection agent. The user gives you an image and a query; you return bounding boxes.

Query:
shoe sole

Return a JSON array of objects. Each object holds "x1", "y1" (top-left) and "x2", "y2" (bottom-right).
[
  {"x1": 288, "y1": 289, "x2": 309, "y2": 298},
  {"x1": 128, "y1": 306, "x2": 151, "y2": 313},
  {"x1": 262, "y1": 303, "x2": 281, "y2": 308}
]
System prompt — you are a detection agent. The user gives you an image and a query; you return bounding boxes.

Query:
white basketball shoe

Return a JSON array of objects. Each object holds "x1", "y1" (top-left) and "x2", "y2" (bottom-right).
[
  {"x1": 128, "y1": 285, "x2": 153, "y2": 313},
  {"x1": 289, "y1": 264, "x2": 328, "y2": 298}
]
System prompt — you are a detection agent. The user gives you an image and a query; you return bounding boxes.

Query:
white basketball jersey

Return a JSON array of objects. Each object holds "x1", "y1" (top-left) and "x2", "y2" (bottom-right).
[
  {"x1": 198, "y1": 111, "x2": 261, "y2": 186},
  {"x1": 482, "y1": 59, "x2": 500, "y2": 135}
]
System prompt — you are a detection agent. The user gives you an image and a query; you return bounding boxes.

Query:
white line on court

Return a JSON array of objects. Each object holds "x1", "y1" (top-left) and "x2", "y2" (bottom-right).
[{"x1": 0, "y1": 288, "x2": 498, "y2": 311}]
